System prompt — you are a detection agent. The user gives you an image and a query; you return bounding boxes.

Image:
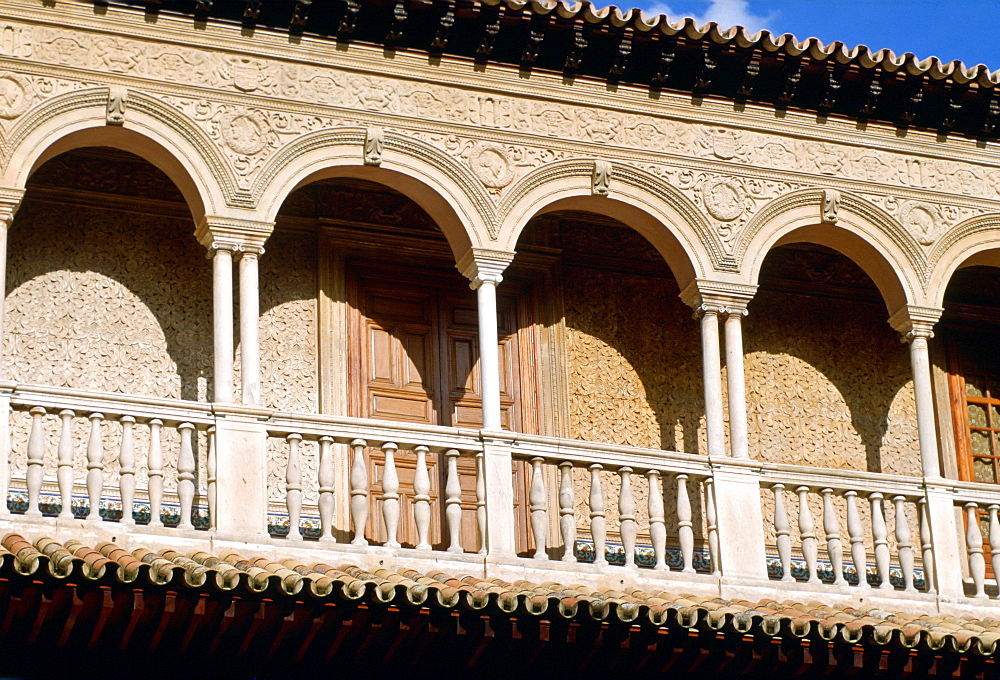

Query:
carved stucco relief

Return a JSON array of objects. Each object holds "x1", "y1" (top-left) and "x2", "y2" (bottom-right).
[
  {"x1": 744, "y1": 289, "x2": 921, "y2": 476},
  {"x1": 11, "y1": 21, "x2": 1000, "y2": 209},
  {"x1": 4, "y1": 198, "x2": 212, "y2": 496}
]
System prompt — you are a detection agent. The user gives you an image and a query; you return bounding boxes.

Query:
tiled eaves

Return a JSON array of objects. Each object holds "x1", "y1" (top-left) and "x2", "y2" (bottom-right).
[
  {"x1": 494, "y1": 0, "x2": 1000, "y2": 84},
  {"x1": 2, "y1": 533, "x2": 999, "y2": 658}
]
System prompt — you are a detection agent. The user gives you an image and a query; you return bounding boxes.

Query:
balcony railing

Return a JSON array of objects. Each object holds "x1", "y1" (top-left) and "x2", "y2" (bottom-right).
[{"x1": 2, "y1": 382, "x2": 999, "y2": 613}]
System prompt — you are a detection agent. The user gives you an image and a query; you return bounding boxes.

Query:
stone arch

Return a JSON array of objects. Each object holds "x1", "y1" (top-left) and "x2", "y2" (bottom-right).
[
  {"x1": 736, "y1": 189, "x2": 922, "y2": 314},
  {"x1": 3, "y1": 88, "x2": 227, "y2": 224},
  {"x1": 254, "y1": 128, "x2": 491, "y2": 262},
  {"x1": 926, "y1": 214, "x2": 1000, "y2": 308},
  {"x1": 496, "y1": 160, "x2": 711, "y2": 291}
]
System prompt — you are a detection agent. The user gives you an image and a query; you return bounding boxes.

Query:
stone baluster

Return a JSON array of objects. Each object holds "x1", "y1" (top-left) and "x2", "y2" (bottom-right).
[
  {"x1": 822, "y1": 488, "x2": 847, "y2": 586},
  {"x1": 705, "y1": 477, "x2": 720, "y2": 576},
  {"x1": 317, "y1": 436, "x2": 335, "y2": 542},
  {"x1": 966, "y1": 502, "x2": 987, "y2": 599},
  {"x1": 25, "y1": 407, "x2": 45, "y2": 518},
  {"x1": 56, "y1": 409, "x2": 74, "y2": 520},
  {"x1": 475, "y1": 451, "x2": 486, "y2": 555},
  {"x1": 85, "y1": 413, "x2": 104, "y2": 522},
  {"x1": 529, "y1": 457, "x2": 547, "y2": 560},
  {"x1": 797, "y1": 486, "x2": 820, "y2": 584},
  {"x1": 285, "y1": 433, "x2": 303, "y2": 540},
  {"x1": 119, "y1": 416, "x2": 136, "y2": 527},
  {"x1": 380, "y1": 442, "x2": 400, "y2": 548},
  {"x1": 989, "y1": 505, "x2": 1000, "y2": 598},
  {"x1": 206, "y1": 426, "x2": 217, "y2": 530},
  {"x1": 589, "y1": 464, "x2": 607, "y2": 566},
  {"x1": 677, "y1": 473, "x2": 695, "y2": 573},
  {"x1": 444, "y1": 449, "x2": 463, "y2": 554},
  {"x1": 413, "y1": 446, "x2": 431, "y2": 550},
  {"x1": 919, "y1": 498, "x2": 935, "y2": 593},
  {"x1": 647, "y1": 470, "x2": 666, "y2": 570},
  {"x1": 845, "y1": 490, "x2": 867, "y2": 588},
  {"x1": 773, "y1": 484, "x2": 793, "y2": 582},
  {"x1": 869, "y1": 493, "x2": 891, "y2": 590},
  {"x1": 559, "y1": 462, "x2": 576, "y2": 562},
  {"x1": 619, "y1": 467, "x2": 636, "y2": 567},
  {"x1": 894, "y1": 495, "x2": 915, "y2": 592},
  {"x1": 349, "y1": 439, "x2": 368, "y2": 546},
  {"x1": 147, "y1": 419, "x2": 164, "y2": 528},
  {"x1": 176, "y1": 423, "x2": 196, "y2": 530}
]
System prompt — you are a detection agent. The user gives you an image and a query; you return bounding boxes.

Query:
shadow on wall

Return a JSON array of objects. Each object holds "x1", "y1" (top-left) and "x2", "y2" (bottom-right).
[
  {"x1": 744, "y1": 247, "x2": 918, "y2": 474},
  {"x1": 4, "y1": 198, "x2": 213, "y2": 402}
]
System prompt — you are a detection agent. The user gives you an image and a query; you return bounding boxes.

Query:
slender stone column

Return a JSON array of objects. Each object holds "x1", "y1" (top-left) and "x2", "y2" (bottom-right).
[
  {"x1": 459, "y1": 248, "x2": 516, "y2": 558},
  {"x1": 699, "y1": 305, "x2": 726, "y2": 458},
  {"x1": 888, "y1": 305, "x2": 962, "y2": 599},
  {"x1": 0, "y1": 194, "x2": 23, "y2": 380},
  {"x1": 211, "y1": 245, "x2": 235, "y2": 403},
  {"x1": 239, "y1": 246, "x2": 263, "y2": 406},
  {"x1": 472, "y1": 272, "x2": 503, "y2": 430},
  {"x1": 723, "y1": 306, "x2": 750, "y2": 459}
]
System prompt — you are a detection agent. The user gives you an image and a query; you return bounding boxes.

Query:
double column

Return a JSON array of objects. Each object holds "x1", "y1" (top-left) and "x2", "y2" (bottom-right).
[
  {"x1": 889, "y1": 305, "x2": 963, "y2": 599},
  {"x1": 460, "y1": 248, "x2": 517, "y2": 557},
  {"x1": 197, "y1": 216, "x2": 272, "y2": 537},
  {"x1": 683, "y1": 280, "x2": 767, "y2": 582}
]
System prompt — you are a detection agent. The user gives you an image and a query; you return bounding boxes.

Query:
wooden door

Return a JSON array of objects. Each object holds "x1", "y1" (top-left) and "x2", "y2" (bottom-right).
[{"x1": 348, "y1": 263, "x2": 530, "y2": 551}]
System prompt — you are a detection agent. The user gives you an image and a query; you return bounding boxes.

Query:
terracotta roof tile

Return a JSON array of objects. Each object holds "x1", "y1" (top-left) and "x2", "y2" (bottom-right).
[{"x1": 2, "y1": 532, "x2": 1000, "y2": 656}]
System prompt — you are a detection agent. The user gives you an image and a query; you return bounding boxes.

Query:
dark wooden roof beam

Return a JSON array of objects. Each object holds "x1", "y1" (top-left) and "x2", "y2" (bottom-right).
[
  {"x1": 979, "y1": 90, "x2": 1000, "y2": 139},
  {"x1": 337, "y1": 0, "x2": 361, "y2": 41},
  {"x1": 290, "y1": 0, "x2": 311, "y2": 30},
  {"x1": 858, "y1": 70, "x2": 884, "y2": 121},
  {"x1": 650, "y1": 39, "x2": 677, "y2": 91},
  {"x1": 430, "y1": 1, "x2": 455, "y2": 54},
  {"x1": 385, "y1": 0, "x2": 407, "y2": 45},
  {"x1": 475, "y1": 4, "x2": 503, "y2": 64},
  {"x1": 939, "y1": 83, "x2": 968, "y2": 134},
  {"x1": 735, "y1": 51, "x2": 762, "y2": 102},
  {"x1": 817, "y1": 62, "x2": 845, "y2": 116},
  {"x1": 563, "y1": 21, "x2": 588, "y2": 77},
  {"x1": 898, "y1": 74, "x2": 925, "y2": 128},
  {"x1": 609, "y1": 30, "x2": 633, "y2": 79},
  {"x1": 692, "y1": 43, "x2": 720, "y2": 96},
  {"x1": 520, "y1": 13, "x2": 548, "y2": 67},
  {"x1": 776, "y1": 57, "x2": 803, "y2": 110},
  {"x1": 243, "y1": 1, "x2": 261, "y2": 23}
]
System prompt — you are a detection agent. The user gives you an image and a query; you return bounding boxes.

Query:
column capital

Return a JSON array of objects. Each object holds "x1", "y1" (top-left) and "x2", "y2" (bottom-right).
[
  {"x1": 457, "y1": 248, "x2": 515, "y2": 289},
  {"x1": 680, "y1": 279, "x2": 757, "y2": 318},
  {"x1": 887, "y1": 304, "x2": 943, "y2": 341},
  {"x1": 0, "y1": 187, "x2": 25, "y2": 228},
  {"x1": 196, "y1": 215, "x2": 273, "y2": 254}
]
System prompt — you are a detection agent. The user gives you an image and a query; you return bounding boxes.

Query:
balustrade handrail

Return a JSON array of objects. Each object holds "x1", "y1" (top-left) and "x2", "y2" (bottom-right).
[
  {"x1": 933, "y1": 478, "x2": 1000, "y2": 505},
  {"x1": 266, "y1": 411, "x2": 483, "y2": 453},
  {"x1": 8, "y1": 382, "x2": 215, "y2": 427},
  {"x1": 508, "y1": 432, "x2": 712, "y2": 476},
  {"x1": 758, "y1": 461, "x2": 927, "y2": 498}
]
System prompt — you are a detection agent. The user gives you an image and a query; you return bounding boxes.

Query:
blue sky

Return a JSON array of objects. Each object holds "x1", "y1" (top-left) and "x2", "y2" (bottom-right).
[{"x1": 629, "y1": 1, "x2": 1000, "y2": 70}]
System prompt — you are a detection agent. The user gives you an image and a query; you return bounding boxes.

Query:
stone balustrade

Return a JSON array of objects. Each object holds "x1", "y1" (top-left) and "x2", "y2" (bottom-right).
[{"x1": 2, "y1": 382, "x2": 1000, "y2": 613}]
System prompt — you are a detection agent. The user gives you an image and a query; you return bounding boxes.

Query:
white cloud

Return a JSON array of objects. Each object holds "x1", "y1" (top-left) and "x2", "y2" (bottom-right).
[{"x1": 635, "y1": 1, "x2": 778, "y2": 34}]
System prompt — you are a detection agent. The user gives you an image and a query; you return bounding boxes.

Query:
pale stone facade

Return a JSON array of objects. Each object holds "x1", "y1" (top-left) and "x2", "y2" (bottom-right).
[{"x1": 1, "y1": 0, "x2": 1000, "y2": 619}]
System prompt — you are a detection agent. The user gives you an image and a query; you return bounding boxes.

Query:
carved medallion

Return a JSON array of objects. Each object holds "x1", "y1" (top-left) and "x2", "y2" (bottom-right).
[
  {"x1": 0, "y1": 73, "x2": 30, "y2": 119},
  {"x1": 900, "y1": 202, "x2": 940, "y2": 246},
  {"x1": 702, "y1": 178, "x2": 745, "y2": 221},
  {"x1": 469, "y1": 145, "x2": 513, "y2": 189},
  {"x1": 220, "y1": 110, "x2": 268, "y2": 155}
]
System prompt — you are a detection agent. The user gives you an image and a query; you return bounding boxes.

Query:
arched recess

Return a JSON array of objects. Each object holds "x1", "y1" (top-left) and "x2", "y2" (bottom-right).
[
  {"x1": 254, "y1": 129, "x2": 490, "y2": 263},
  {"x1": 3, "y1": 88, "x2": 228, "y2": 224},
  {"x1": 496, "y1": 160, "x2": 711, "y2": 291},
  {"x1": 926, "y1": 214, "x2": 1000, "y2": 308},
  {"x1": 736, "y1": 189, "x2": 923, "y2": 314}
]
